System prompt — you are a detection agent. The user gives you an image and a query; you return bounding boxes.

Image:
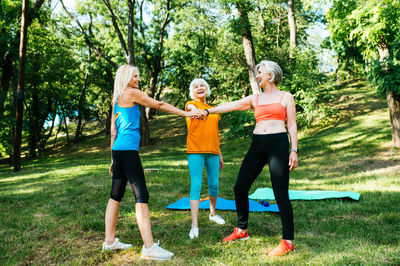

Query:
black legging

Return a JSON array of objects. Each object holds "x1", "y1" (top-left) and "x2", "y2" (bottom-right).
[
  {"x1": 234, "y1": 133, "x2": 294, "y2": 240},
  {"x1": 110, "y1": 150, "x2": 149, "y2": 203}
]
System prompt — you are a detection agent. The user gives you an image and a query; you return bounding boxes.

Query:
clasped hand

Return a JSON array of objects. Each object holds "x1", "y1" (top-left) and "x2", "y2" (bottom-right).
[{"x1": 187, "y1": 109, "x2": 208, "y2": 119}]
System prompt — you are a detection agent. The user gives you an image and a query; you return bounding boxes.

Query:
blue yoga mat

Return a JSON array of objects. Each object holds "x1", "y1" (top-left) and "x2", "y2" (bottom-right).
[
  {"x1": 249, "y1": 188, "x2": 360, "y2": 201},
  {"x1": 166, "y1": 197, "x2": 279, "y2": 212}
]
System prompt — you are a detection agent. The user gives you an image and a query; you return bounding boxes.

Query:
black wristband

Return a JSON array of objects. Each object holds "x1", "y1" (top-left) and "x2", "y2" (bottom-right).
[{"x1": 205, "y1": 109, "x2": 210, "y2": 116}]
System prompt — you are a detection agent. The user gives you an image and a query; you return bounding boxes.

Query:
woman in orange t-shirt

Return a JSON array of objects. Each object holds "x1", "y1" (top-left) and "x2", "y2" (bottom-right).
[{"x1": 185, "y1": 78, "x2": 225, "y2": 240}]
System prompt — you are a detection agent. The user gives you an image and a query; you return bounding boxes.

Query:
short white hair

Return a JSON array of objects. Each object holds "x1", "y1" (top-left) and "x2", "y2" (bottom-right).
[
  {"x1": 189, "y1": 78, "x2": 211, "y2": 99},
  {"x1": 256, "y1": 60, "x2": 283, "y2": 85},
  {"x1": 113, "y1": 65, "x2": 139, "y2": 102}
]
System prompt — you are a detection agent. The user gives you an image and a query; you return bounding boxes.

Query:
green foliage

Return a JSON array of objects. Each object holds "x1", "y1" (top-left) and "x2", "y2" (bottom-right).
[
  {"x1": 0, "y1": 117, "x2": 13, "y2": 157},
  {"x1": 367, "y1": 34, "x2": 400, "y2": 97},
  {"x1": 223, "y1": 110, "x2": 254, "y2": 140}
]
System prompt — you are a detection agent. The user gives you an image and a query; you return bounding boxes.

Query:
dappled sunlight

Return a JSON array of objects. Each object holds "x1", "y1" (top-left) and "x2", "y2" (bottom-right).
[{"x1": 12, "y1": 187, "x2": 42, "y2": 195}]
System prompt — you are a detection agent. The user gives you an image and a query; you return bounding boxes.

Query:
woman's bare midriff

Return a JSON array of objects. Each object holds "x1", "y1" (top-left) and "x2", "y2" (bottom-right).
[{"x1": 253, "y1": 120, "x2": 286, "y2": 135}]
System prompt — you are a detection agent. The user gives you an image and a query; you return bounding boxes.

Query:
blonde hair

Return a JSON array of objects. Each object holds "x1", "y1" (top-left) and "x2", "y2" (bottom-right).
[
  {"x1": 256, "y1": 60, "x2": 283, "y2": 85},
  {"x1": 112, "y1": 65, "x2": 139, "y2": 102},
  {"x1": 189, "y1": 78, "x2": 211, "y2": 99}
]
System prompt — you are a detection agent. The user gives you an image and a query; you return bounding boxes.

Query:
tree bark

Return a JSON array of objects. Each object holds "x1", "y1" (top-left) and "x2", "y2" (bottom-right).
[
  {"x1": 236, "y1": 1, "x2": 259, "y2": 95},
  {"x1": 139, "y1": 104, "x2": 150, "y2": 146},
  {"x1": 13, "y1": 0, "x2": 29, "y2": 172},
  {"x1": 387, "y1": 90, "x2": 400, "y2": 148},
  {"x1": 140, "y1": 0, "x2": 170, "y2": 119},
  {"x1": 288, "y1": 0, "x2": 297, "y2": 58},
  {"x1": 127, "y1": 0, "x2": 136, "y2": 65},
  {"x1": 63, "y1": 112, "x2": 70, "y2": 145},
  {"x1": 28, "y1": 84, "x2": 40, "y2": 158},
  {"x1": 378, "y1": 42, "x2": 399, "y2": 148},
  {"x1": 74, "y1": 67, "x2": 89, "y2": 142}
]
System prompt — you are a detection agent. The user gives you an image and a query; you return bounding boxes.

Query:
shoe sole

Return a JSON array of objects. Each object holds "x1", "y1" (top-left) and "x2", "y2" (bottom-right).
[{"x1": 141, "y1": 255, "x2": 173, "y2": 260}]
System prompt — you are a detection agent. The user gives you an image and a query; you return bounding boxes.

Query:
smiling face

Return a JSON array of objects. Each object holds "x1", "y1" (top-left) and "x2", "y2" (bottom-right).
[
  {"x1": 256, "y1": 68, "x2": 272, "y2": 89},
  {"x1": 192, "y1": 82, "x2": 208, "y2": 100},
  {"x1": 128, "y1": 71, "x2": 140, "y2": 89}
]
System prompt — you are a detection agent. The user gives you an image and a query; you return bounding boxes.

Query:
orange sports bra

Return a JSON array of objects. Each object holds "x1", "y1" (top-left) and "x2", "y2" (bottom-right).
[{"x1": 254, "y1": 92, "x2": 287, "y2": 123}]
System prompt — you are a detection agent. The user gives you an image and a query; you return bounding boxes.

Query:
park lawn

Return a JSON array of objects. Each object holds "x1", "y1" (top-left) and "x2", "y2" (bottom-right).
[{"x1": 0, "y1": 79, "x2": 399, "y2": 265}]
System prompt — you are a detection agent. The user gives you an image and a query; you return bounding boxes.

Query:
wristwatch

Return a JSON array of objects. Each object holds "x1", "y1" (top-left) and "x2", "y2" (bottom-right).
[{"x1": 291, "y1": 148, "x2": 298, "y2": 153}]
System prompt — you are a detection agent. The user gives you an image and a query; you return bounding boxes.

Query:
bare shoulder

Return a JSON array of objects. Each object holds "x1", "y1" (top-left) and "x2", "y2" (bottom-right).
[
  {"x1": 282, "y1": 91, "x2": 294, "y2": 102},
  {"x1": 244, "y1": 94, "x2": 257, "y2": 103},
  {"x1": 245, "y1": 94, "x2": 257, "y2": 108},
  {"x1": 124, "y1": 87, "x2": 144, "y2": 96}
]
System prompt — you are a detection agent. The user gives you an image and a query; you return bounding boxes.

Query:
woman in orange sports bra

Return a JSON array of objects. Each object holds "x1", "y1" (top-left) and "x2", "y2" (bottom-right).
[{"x1": 202, "y1": 60, "x2": 298, "y2": 257}]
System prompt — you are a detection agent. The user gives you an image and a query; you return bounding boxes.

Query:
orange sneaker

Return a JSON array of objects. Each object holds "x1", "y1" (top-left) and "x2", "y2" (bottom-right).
[
  {"x1": 268, "y1": 239, "x2": 295, "y2": 257},
  {"x1": 222, "y1": 227, "x2": 250, "y2": 242}
]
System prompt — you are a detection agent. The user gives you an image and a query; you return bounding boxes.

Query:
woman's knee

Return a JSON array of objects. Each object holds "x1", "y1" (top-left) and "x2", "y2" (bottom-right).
[
  {"x1": 135, "y1": 190, "x2": 149, "y2": 203},
  {"x1": 190, "y1": 188, "x2": 201, "y2": 200},
  {"x1": 131, "y1": 182, "x2": 149, "y2": 204},
  {"x1": 209, "y1": 186, "x2": 219, "y2": 197}
]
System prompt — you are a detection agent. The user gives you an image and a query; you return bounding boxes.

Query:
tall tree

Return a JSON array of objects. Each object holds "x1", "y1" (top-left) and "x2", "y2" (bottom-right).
[
  {"x1": 61, "y1": 0, "x2": 153, "y2": 145},
  {"x1": 13, "y1": 0, "x2": 29, "y2": 171},
  {"x1": 235, "y1": 0, "x2": 259, "y2": 95},
  {"x1": 326, "y1": 0, "x2": 400, "y2": 147},
  {"x1": 287, "y1": 0, "x2": 297, "y2": 58},
  {"x1": 138, "y1": 0, "x2": 172, "y2": 119}
]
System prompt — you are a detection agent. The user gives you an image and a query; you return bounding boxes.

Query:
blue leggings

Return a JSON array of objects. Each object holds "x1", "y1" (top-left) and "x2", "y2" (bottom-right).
[{"x1": 188, "y1": 153, "x2": 220, "y2": 200}]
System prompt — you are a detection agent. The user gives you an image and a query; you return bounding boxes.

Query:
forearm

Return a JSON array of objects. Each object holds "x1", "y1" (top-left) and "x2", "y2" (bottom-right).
[
  {"x1": 110, "y1": 134, "x2": 116, "y2": 161},
  {"x1": 287, "y1": 123, "x2": 298, "y2": 149},
  {"x1": 208, "y1": 101, "x2": 241, "y2": 114},
  {"x1": 157, "y1": 102, "x2": 187, "y2": 116}
]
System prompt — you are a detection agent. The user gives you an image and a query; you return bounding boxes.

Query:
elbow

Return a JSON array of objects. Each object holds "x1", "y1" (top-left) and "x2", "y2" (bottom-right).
[{"x1": 111, "y1": 130, "x2": 117, "y2": 139}]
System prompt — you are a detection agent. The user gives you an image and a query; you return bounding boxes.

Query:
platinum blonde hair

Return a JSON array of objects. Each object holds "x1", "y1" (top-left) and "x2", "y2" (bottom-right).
[
  {"x1": 112, "y1": 65, "x2": 139, "y2": 102},
  {"x1": 189, "y1": 78, "x2": 211, "y2": 99},
  {"x1": 256, "y1": 60, "x2": 283, "y2": 85}
]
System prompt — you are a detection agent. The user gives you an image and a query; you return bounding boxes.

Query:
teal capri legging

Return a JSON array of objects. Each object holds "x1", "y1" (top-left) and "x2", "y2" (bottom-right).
[{"x1": 188, "y1": 153, "x2": 220, "y2": 200}]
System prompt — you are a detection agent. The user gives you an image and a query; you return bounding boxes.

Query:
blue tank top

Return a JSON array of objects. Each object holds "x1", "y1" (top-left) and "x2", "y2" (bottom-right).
[{"x1": 112, "y1": 99, "x2": 141, "y2": 151}]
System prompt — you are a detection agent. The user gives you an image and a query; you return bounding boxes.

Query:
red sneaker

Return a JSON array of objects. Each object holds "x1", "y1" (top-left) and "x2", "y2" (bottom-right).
[
  {"x1": 222, "y1": 227, "x2": 250, "y2": 242},
  {"x1": 267, "y1": 239, "x2": 295, "y2": 256}
]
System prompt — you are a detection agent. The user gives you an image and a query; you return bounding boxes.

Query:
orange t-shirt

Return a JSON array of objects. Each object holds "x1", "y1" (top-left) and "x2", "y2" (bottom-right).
[{"x1": 185, "y1": 101, "x2": 220, "y2": 155}]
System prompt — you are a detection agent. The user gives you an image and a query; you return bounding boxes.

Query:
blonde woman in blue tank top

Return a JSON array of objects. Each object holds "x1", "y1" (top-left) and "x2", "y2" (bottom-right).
[{"x1": 102, "y1": 65, "x2": 200, "y2": 260}]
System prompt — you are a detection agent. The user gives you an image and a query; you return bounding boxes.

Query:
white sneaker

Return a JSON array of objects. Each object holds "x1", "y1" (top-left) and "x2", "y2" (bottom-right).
[
  {"x1": 141, "y1": 241, "x2": 174, "y2": 260},
  {"x1": 209, "y1": 214, "x2": 225, "y2": 225},
  {"x1": 102, "y1": 238, "x2": 132, "y2": 251},
  {"x1": 189, "y1": 227, "x2": 199, "y2": 239}
]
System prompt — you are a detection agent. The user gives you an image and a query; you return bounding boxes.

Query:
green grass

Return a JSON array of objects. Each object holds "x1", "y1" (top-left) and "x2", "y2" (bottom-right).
[{"x1": 1, "y1": 79, "x2": 399, "y2": 265}]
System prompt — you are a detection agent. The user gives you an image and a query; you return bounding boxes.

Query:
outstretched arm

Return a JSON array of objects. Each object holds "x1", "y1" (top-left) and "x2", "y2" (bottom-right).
[
  {"x1": 127, "y1": 88, "x2": 200, "y2": 117},
  {"x1": 207, "y1": 95, "x2": 255, "y2": 114}
]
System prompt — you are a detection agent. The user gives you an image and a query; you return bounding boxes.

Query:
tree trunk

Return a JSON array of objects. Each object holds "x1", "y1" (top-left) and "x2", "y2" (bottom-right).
[
  {"x1": 387, "y1": 90, "x2": 400, "y2": 148},
  {"x1": 28, "y1": 84, "x2": 40, "y2": 158},
  {"x1": 236, "y1": 1, "x2": 259, "y2": 95},
  {"x1": 53, "y1": 114, "x2": 62, "y2": 147},
  {"x1": 105, "y1": 105, "x2": 112, "y2": 136},
  {"x1": 288, "y1": 0, "x2": 297, "y2": 59},
  {"x1": 276, "y1": 15, "x2": 281, "y2": 49},
  {"x1": 378, "y1": 42, "x2": 399, "y2": 148},
  {"x1": 139, "y1": 104, "x2": 150, "y2": 146},
  {"x1": 40, "y1": 110, "x2": 55, "y2": 153},
  {"x1": 74, "y1": 68, "x2": 88, "y2": 142},
  {"x1": 63, "y1": 112, "x2": 70, "y2": 145},
  {"x1": 13, "y1": 0, "x2": 29, "y2": 172},
  {"x1": 147, "y1": 74, "x2": 158, "y2": 119}
]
